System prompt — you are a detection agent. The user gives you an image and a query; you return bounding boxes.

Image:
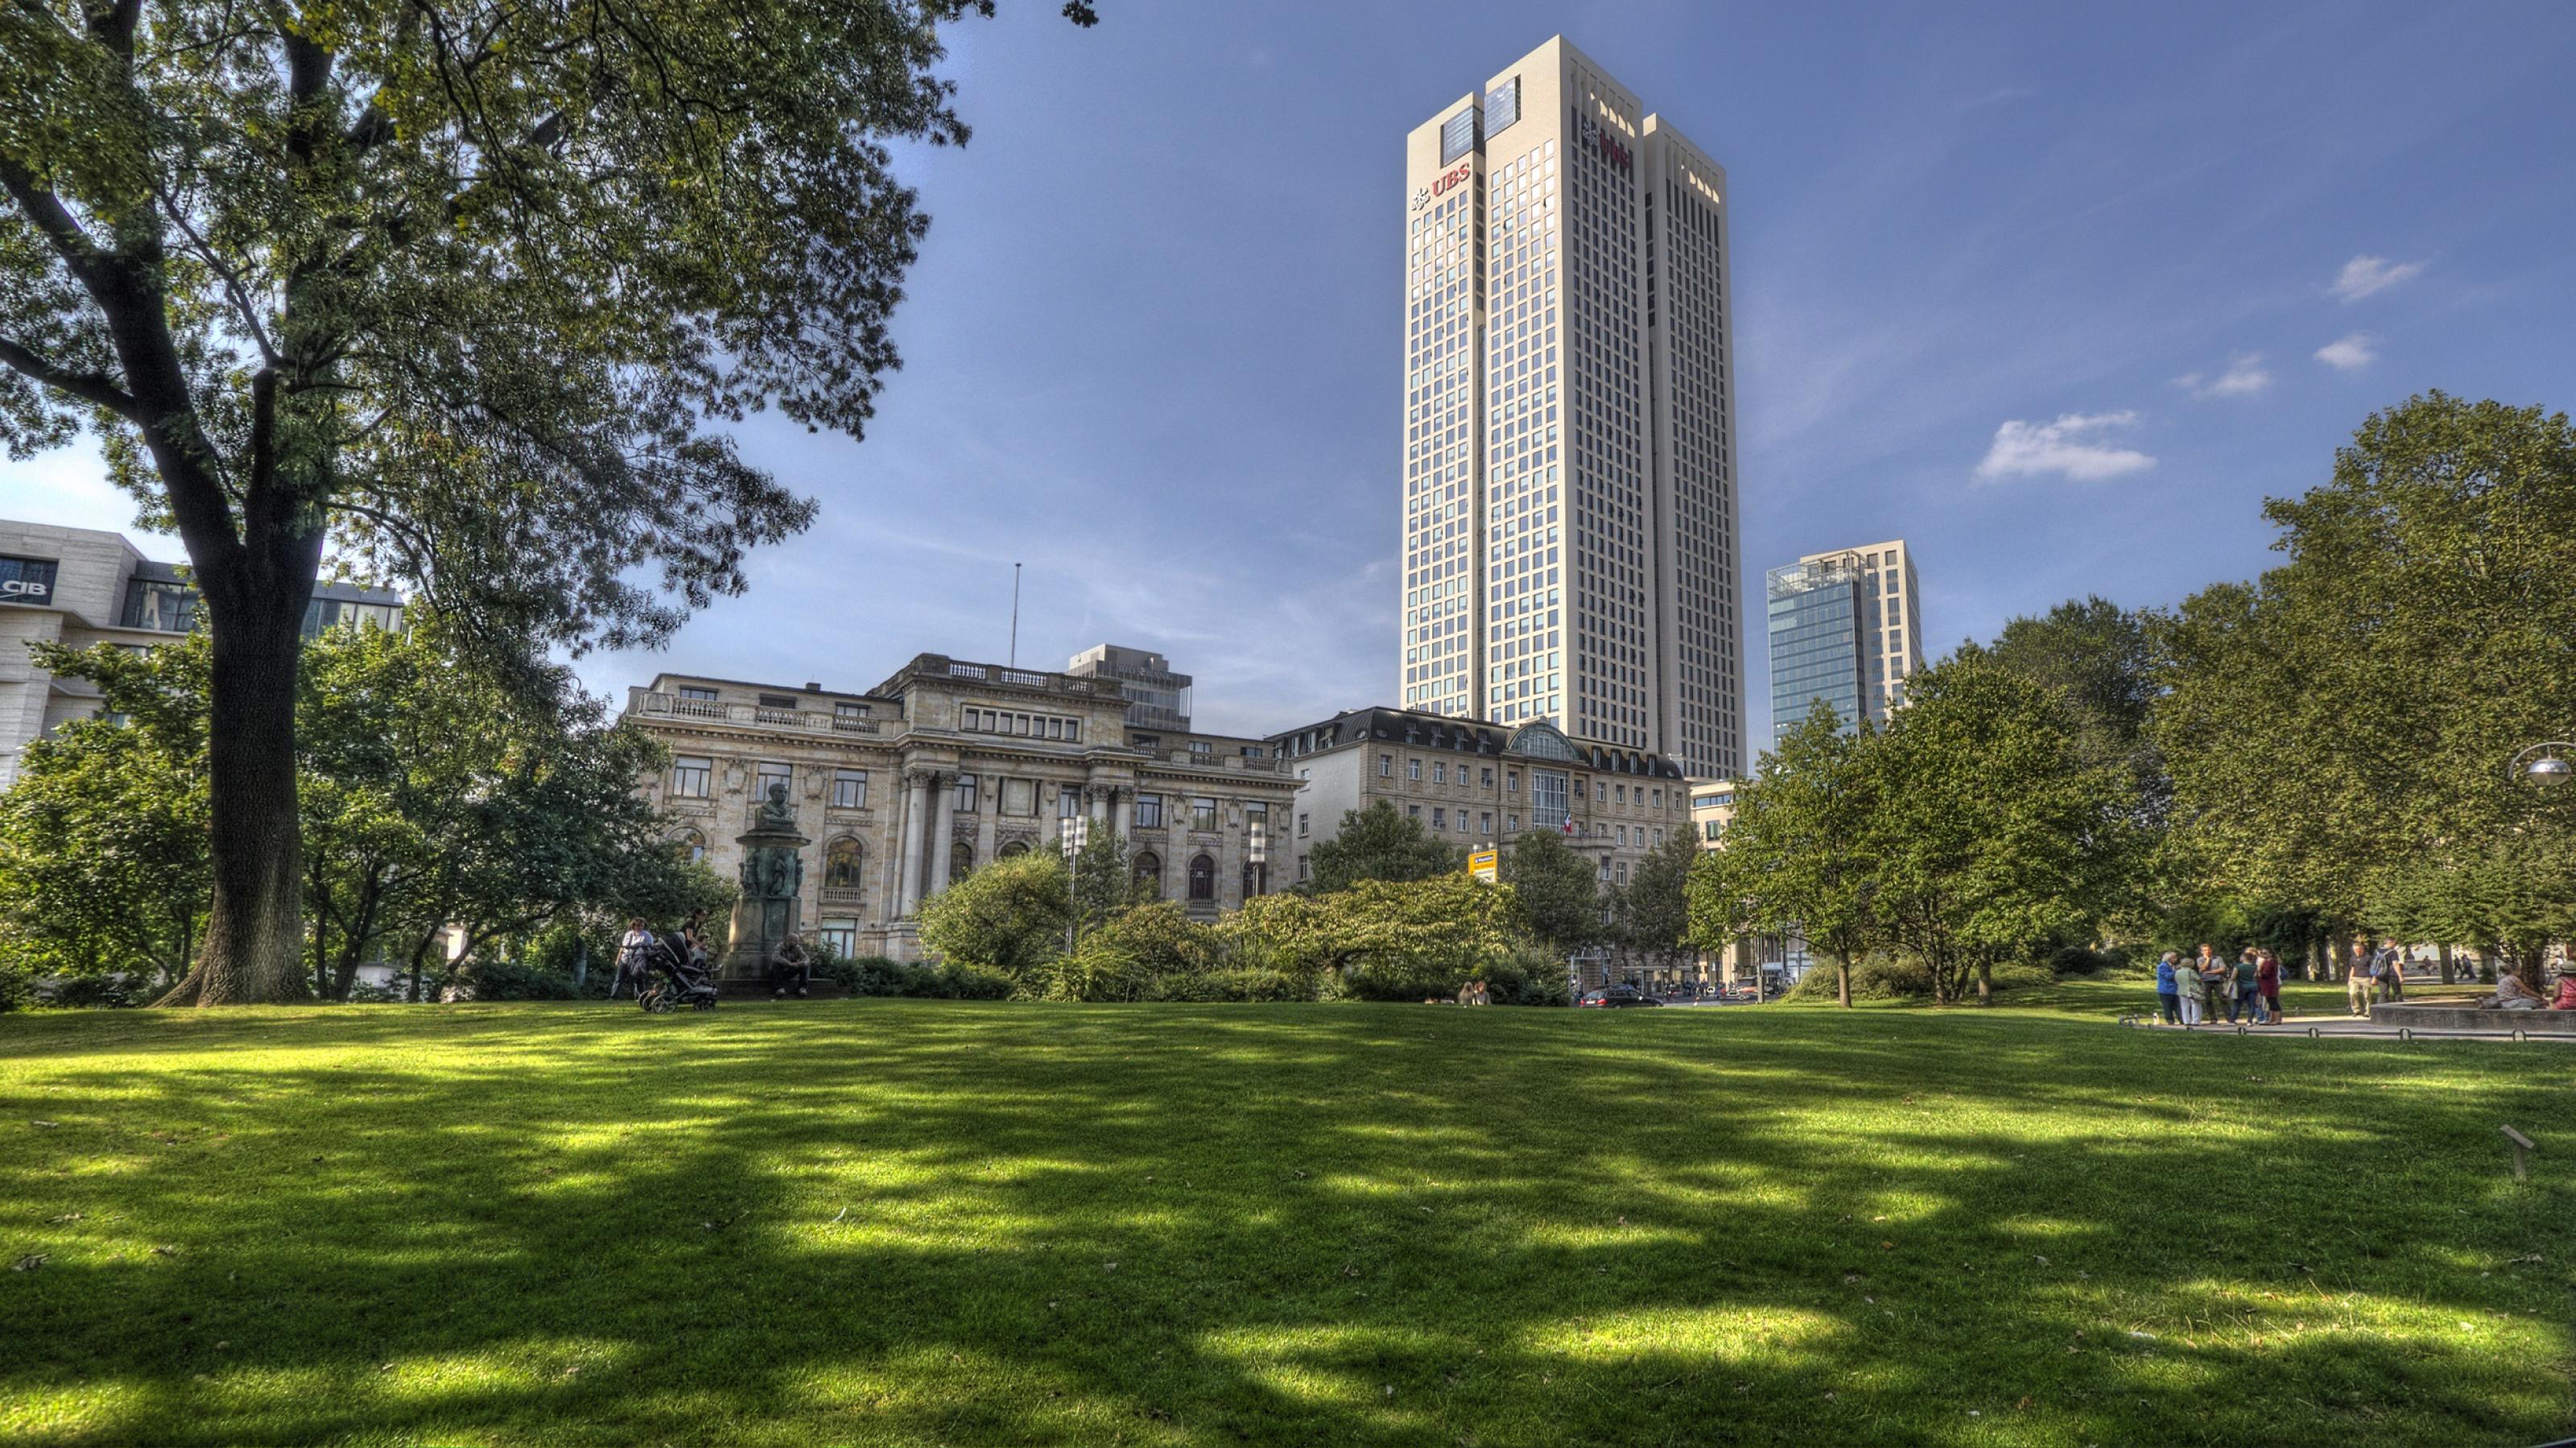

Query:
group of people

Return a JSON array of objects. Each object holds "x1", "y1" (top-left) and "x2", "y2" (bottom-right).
[
  {"x1": 2155, "y1": 944, "x2": 2281, "y2": 1026},
  {"x1": 2487, "y1": 959, "x2": 2576, "y2": 1011},
  {"x1": 2157, "y1": 936, "x2": 2576, "y2": 1025},
  {"x1": 2340, "y1": 939, "x2": 2411, "y2": 1017},
  {"x1": 609, "y1": 912, "x2": 817, "y2": 1000}
]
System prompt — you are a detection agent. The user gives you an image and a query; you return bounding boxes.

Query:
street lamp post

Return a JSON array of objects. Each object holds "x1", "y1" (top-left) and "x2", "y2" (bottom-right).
[{"x1": 1060, "y1": 814, "x2": 1091, "y2": 957}]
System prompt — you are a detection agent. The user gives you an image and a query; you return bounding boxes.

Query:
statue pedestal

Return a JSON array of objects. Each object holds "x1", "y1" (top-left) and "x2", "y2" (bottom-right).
[{"x1": 726, "y1": 791, "x2": 810, "y2": 984}]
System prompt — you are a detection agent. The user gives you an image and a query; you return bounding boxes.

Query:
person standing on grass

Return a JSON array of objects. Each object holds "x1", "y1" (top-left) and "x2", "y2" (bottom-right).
[
  {"x1": 2193, "y1": 943, "x2": 2223, "y2": 1024},
  {"x1": 2156, "y1": 951, "x2": 2185, "y2": 1025},
  {"x1": 2256, "y1": 949, "x2": 2283, "y2": 1024},
  {"x1": 611, "y1": 918, "x2": 654, "y2": 1000},
  {"x1": 2347, "y1": 939, "x2": 2375, "y2": 1017},
  {"x1": 2228, "y1": 947, "x2": 2261, "y2": 1024}
]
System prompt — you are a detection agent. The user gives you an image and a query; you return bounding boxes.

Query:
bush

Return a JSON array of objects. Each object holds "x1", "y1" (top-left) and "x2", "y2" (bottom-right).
[
  {"x1": 1192, "y1": 967, "x2": 1312, "y2": 1002},
  {"x1": 33, "y1": 972, "x2": 145, "y2": 1008},
  {"x1": 817, "y1": 953, "x2": 1011, "y2": 1000},
  {"x1": 452, "y1": 957, "x2": 582, "y2": 1000},
  {"x1": 1783, "y1": 955, "x2": 1936, "y2": 1003},
  {"x1": 1988, "y1": 960, "x2": 2057, "y2": 993},
  {"x1": 2049, "y1": 943, "x2": 2143, "y2": 977},
  {"x1": 0, "y1": 961, "x2": 27, "y2": 1013},
  {"x1": 1484, "y1": 943, "x2": 1573, "y2": 1006}
]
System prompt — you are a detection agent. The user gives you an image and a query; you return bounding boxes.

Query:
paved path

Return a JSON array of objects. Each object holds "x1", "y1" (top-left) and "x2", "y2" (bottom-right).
[{"x1": 2120, "y1": 1013, "x2": 2576, "y2": 1043}]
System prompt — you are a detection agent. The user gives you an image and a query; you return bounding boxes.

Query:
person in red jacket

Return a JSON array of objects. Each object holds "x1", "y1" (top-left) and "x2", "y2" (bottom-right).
[{"x1": 2256, "y1": 950, "x2": 2283, "y2": 1024}]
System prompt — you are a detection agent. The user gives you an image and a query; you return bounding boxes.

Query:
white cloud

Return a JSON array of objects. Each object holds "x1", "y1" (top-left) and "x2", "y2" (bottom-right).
[
  {"x1": 2314, "y1": 332, "x2": 2378, "y2": 370},
  {"x1": 2330, "y1": 254, "x2": 2426, "y2": 303},
  {"x1": 1975, "y1": 410, "x2": 2156, "y2": 483},
  {"x1": 2173, "y1": 353, "x2": 2273, "y2": 400}
]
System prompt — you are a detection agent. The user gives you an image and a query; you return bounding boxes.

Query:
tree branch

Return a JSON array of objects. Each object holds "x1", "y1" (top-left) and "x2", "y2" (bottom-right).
[{"x1": 0, "y1": 334, "x2": 138, "y2": 419}]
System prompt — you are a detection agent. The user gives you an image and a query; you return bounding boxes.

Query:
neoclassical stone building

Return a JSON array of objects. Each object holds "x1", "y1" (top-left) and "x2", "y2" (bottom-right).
[
  {"x1": 623, "y1": 654, "x2": 1301, "y2": 964},
  {"x1": 1264, "y1": 707, "x2": 1692, "y2": 888}
]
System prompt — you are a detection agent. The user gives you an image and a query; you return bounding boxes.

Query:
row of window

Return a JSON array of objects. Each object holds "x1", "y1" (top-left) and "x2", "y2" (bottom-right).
[
  {"x1": 1369, "y1": 752, "x2": 1667, "y2": 807},
  {"x1": 665, "y1": 758, "x2": 1270, "y2": 836},
  {"x1": 963, "y1": 706, "x2": 1080, "y2": 741}
]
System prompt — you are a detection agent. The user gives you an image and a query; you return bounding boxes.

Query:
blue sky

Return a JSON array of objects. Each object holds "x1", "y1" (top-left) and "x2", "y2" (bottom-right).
[{"x1": 10, "y1": 2, "x2": 2575, "y2": 744}]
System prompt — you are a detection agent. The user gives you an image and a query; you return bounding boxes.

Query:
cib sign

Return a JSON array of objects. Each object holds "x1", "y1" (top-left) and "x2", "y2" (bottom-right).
[
  {"x1": 0, "y1": 556, "x2": 57, "y2": 604},
  {"x1": 1468, "y1": 847, "x2": 1498, "y2": 882}
]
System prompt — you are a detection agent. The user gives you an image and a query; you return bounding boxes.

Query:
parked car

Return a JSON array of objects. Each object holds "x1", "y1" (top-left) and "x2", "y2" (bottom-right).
[{"x1": 1577, "y1": 986, "x2": 1662, "y2": 1009}]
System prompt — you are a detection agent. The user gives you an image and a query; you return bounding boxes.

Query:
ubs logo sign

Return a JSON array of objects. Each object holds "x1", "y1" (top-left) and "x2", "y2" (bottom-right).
[
  {"x1": 1576, "y1": 112, "x2": 1633, "y2": 173},
  {"x1": 1412, "y1": 162, "x2": 1472, "y2": 210}
]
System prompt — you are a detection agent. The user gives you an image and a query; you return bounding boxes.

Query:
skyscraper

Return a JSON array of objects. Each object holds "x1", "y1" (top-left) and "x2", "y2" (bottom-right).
[
  {"x1": 1398, "y1": 36, "x2": 1745, "y2": 781},
  {"x1": 1765, "y1": 539, "x2": 1922, "y2": 747}
]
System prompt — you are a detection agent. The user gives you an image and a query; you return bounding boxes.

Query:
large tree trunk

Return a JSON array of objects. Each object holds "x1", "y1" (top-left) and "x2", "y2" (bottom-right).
[
  {"x1": 156, "y1": 581, "x2": 316, "y2": 1005},
  {"x1": 1835, "y1": 954, "x2": 1852, "y2": 1009},
  {"x1": 2438, "y1": 942, "x2": 2454, "y2": 984}
]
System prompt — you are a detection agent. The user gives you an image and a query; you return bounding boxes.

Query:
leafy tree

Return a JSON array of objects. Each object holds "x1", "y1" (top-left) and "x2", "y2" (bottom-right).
[
  {"x1": 4, "y1": 621, "x2": 723, "y2": 1000},
  {"x1": 1612, "y1": 827, "x2": 1699, "y2": 984},
  {"x1": 915, "y1": 850, "x2": 1071, "y2": 981},
  {"x1": 1501, "y1": 827, "x2": 1601, "y2": 960},
  {"x1": 1306, "y1": 802, "x2": 1463, "y2": 893},
  {"x1": 1689, "y1": 706, "x2": 1879, "y2": 1008},
  {"x1": 2155, "y1": 394, "x2": 2576, "y2": 968},
  {"x1": 1866, "y1": 650, "x2": 2134, "y2": 1005},
  {"x1": 1224, "y1": 874, "x2": 1518, "y2": 1000},
  {"x1": 0, "y1": 656, "x2": 211, "y2": 984},
  {"x1": 0, "y1": 0, "x2": 1092, "y2": 1002}
]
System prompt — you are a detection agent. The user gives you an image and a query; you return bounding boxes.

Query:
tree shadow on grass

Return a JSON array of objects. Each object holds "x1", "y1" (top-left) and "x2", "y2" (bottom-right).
[{"x1": 0, "y1": 1002, "x2": 2569, "y2": 1446}]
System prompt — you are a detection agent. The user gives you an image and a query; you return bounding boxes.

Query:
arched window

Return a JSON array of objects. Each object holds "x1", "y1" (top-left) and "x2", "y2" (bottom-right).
[
  {"x1": 997, "y1": 840, "x2": 1030, "y2": 860},
  {"x1": 1132, "y1": 851, "x2": 1162, "y2": 897},
  {"x1": 1187, "y1": 853, "x2": 1216, "y2": 901},
  {"x1": 824, "y1": 836, "x2": 863, "y2": 889},
  {"x1": 950, "y1": 840, "x2": 975, "y2": 882},
  {"x1": 669, "y1": 828, "x2": 707, "y2": 865}
]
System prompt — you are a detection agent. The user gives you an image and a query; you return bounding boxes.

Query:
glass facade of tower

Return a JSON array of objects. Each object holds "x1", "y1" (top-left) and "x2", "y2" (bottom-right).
[{"x1": 1766, "y1": 556, "x2": 1865, "y2": 745}]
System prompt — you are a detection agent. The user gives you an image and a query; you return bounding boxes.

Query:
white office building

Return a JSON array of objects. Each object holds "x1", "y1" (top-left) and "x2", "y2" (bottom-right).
[{"x1": 1398, "y1": 35, "x2": 1746, "y2": 781}]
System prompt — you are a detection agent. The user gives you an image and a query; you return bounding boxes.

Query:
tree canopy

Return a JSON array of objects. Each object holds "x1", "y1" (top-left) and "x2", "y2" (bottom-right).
[
  {"x1": 0, "y1": 0, "x2": 1088, "y2": 1002},
  {"x1": 1305, "y1": 802, "x2": 1462, "y2": 893}
]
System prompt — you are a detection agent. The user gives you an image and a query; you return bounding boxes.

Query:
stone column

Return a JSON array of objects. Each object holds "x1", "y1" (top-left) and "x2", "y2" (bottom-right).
[
  {"x1": 896, "y1": 767, "x2": 929, "y2": 917},
  {"x1": 928, "y1": 771, "x2": 958, "y2": 897},
  {"x1": 1088, "y1": 781, "x2": 1108, "y2": 823}
]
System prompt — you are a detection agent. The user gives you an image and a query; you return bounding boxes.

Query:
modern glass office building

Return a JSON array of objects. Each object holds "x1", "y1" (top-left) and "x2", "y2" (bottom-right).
[
  {"x1": 1766, "y1": 555, "x2": 1865, "y2": 745},
  {"x1": 1765, "y1": 539, "x2": 1922, "y2": 747}
]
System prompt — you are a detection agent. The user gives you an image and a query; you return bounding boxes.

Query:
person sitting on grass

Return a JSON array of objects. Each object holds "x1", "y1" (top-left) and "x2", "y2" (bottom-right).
[{"x1": 770, "y1": 933, "x2": 812, "y2": 998}]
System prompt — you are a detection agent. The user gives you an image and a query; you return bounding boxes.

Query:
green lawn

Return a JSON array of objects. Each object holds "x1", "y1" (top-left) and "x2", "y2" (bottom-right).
[{"x1": 2, "y1": 1001, "x2": 2569, "y2": 1446}]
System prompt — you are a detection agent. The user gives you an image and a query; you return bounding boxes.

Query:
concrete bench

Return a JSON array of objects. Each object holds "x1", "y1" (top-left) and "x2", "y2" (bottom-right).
[{"x1": 2371, "y1": 1000, "x2": 2576, "y2": 1032}]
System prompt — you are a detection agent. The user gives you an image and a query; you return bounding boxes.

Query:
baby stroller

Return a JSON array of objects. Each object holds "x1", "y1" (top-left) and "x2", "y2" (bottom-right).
[{"x1": 637, "y1": 932, "x2": 720, "y2": 1013}]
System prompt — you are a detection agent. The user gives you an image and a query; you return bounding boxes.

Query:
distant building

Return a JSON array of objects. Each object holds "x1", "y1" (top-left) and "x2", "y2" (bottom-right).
[
  {"x1": 0, "y1": 519, "x2": 402, "y2": 789},
  {"x1": 1265, "y1": 707, "x2": 1690, "y2": 983},
  {"x1": 1684, "y1": 775, "x2": 1802, "y2": 987},
  {"x1": 1066, "y1": 644, "x2": 1193, "y2": 733},
  {"x1": 621, "y1": 653, "x2": 1297, "y2": 966},
  {"x1": 1399, "y1": 35, "x2": 1746, "y2": 779},
  {"x1": 1765, "y1": 539, "x2": 1920, "y2": 747}
]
